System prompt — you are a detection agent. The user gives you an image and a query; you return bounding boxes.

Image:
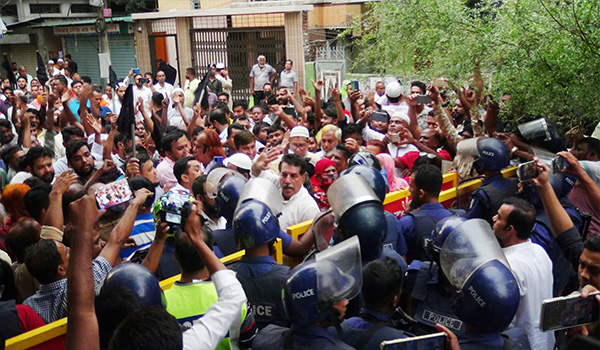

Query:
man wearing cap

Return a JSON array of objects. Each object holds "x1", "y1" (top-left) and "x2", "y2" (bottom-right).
[
  {"x1": 47, "y1": 61, "x2": 60, "y2": 78},
  {"x1": 382, "y1": 81, "x2": 408, "y2": 117},
  {"x1": 224, "y1": 153, "x2": 252, "y2": 179},
  {"x1": 153, "y1": 70, "x2": 173, "y2": 99},
  {"x1": 386, "y1": 112, "x2": 418, "y2": 161},
  {"x1": 250, "y1": 55, "x2": 276, "y2": 107},
  {"x1": 279, "y1": 59, "x2": 298, "y2": 96},
  {"x1": 269, "y1": 125, "x2": 320, "y2": 174},
  {"x1": 167, "y1": 88, "x2": 193, "y2": 129},
  {"x1": 214, "y1": 62, "x2": 233, "y2": 108}
]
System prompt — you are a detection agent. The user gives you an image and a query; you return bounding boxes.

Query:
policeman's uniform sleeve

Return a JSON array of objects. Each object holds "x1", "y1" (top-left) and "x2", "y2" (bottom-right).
[
  {"x1": 465, "y1": 189, "x2": 489, "y2": 220},
  {"x1": 277, "y1": 230, "x2": 293, "y2": 251},
  {"x1": 182, "y1": 270, "x2": 247, "y2": 349}
]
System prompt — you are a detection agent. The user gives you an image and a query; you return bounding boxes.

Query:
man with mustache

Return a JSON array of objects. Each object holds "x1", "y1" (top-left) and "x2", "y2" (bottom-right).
[{"x1": 251, "y1": 151, "x2": 319, "y2": 229}]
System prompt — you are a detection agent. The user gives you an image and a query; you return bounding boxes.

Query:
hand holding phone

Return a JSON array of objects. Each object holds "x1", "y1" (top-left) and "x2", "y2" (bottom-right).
[
  {"x1": 540, "y1": 291, "x2": 600, "y2": 332},
  {"x1": 517, "y1": 160, "x2": 539, "y2": 182},
  {"x1": 94, "y1": 178, "x2": 133, "y2": 210}
]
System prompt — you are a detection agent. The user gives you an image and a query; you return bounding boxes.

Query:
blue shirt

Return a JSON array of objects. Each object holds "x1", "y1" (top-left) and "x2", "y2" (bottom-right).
[
  {"x1": 459, "y1": 331, "x2": 505, "y2": 349},
  {"x1": 397, "y1": 203, "x2": 454, "y2": 243}
]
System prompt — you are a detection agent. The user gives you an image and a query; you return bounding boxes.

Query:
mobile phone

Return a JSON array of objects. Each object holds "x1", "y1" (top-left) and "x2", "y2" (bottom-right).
[
  {"x1": 552, "y1": 156, "x2": 567, "y2": 173},
  {"x1": 415, "y1": 95, "x2": 432, "y2": 104},
  {"x1": 132, "y1": 68, "x2": 140, "y2": 74},
  {"x1": 517, "y1": 160, "x2": 539, "y2": 182},
  {"x1": 94, "y1": 178, "x2": 133, "y2": 210},
  {"x1": 370, "y1": 111, "x2": 389, "y2": 123},
  {"x1": 352, "y1": 80, "x2": 359, "y2": 91},
  {"x1": 540, "y1": 291, "x2": 600, "y2": 332},
  {"x1": 380, "y1": 332, "x2": 447, "y2": 350}
]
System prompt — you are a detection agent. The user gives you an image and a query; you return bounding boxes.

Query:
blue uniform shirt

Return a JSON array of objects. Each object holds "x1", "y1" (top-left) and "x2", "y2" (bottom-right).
[
  {"x1": 235, "y1": 255, "x2": 279, "y2": 278},
  {"x1": 397, "y1": 203, "x2": 454, "y2": 244},
  {"x1": 466, "y1": 173, "x2": 512, "y2": 221},
  {"x1": 334, "y1": 307, "x2": 407, "y2": 349}
]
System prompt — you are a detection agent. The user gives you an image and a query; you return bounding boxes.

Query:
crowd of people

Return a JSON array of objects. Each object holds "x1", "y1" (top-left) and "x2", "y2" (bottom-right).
[{"x1": 0, "y1": 54, "x2": 599, "y2": 350}]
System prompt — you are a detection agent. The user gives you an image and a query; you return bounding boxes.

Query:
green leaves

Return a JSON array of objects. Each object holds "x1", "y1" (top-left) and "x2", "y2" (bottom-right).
[{"x1": 348, "y1": 0, "x2": 600, "y2": 130}]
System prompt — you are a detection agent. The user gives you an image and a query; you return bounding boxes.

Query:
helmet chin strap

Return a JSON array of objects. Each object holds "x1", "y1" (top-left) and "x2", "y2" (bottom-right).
[{"x1": 328, "y1": 307, "x2": 344, "y2": 335}]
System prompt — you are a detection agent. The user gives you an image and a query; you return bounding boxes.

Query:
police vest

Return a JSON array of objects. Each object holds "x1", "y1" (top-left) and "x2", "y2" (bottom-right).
[
  {"x1": 533, "y1": 214, "x2": 575, "y2": 296},
  {"x1": 460, "y1": 335, "x2": 512, "y2": 350},
  {"x1": 165, "y1": 281, "x2": 247, "y2": 350},
  {"x1": 411, "y1": 261, "x2": 466, "y2": 337},
  {"x1": 478, "y1": 178, "x2": 519, "y2": 224},
  {"x1": 405, "y1": 209, "x2": 455, "y2": 263},
  {"x1": 233, "y1": 263, "x2": 290, "y2": 329}
]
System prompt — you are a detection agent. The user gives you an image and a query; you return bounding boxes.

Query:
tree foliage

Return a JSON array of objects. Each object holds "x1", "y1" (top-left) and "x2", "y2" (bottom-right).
[{"x1": 350, "y1": 0, "x2": 600, "y2": 130}]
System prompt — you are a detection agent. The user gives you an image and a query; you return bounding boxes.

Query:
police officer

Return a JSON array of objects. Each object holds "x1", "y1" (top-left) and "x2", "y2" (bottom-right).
[
  {"x1": 212, "y1": 174, "x2": 248, "y2": 256},
  {"x1": 466, "y1": 137, "x2": 518, "y2": 226},
  {"x1": 335, "y1": 257, "x2": 408, "y2": 349},
  {"x1": 432, "y1": 218, "x2": 521, "y2": 349},
  {"x1": 340, "y1": 164, "x2": 408, "y2": 260},
  {"x1": 396, "y1": 164, "x2": 456, "y2": 263},
  {"x1": 252, "y1": 237, "x2": 362, "y2": 350},
  {"x1": 228, "y1": 197, "x2": 291, "y2": 330},
  {"x1": 403, "y1": 216, "x2": 468, "y2": 337}
]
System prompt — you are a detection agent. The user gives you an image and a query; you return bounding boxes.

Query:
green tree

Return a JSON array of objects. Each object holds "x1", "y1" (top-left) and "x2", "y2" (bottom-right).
[{"x1": 350, "y1": 0, "x2": 600, "y2": 130}]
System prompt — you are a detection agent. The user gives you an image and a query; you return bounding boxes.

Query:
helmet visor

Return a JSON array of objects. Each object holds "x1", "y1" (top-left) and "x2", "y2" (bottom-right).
[
  {"x1": 315, "y1": 236, "x2": 362, "y2": 303},
  {"x1": 439, "y1": 219, "x2": 509, "y2": 289},
  {"x1": 206, "y1": 168, "x2": 244, "y2": 199},
  {"x1": 235, "y1": 178, "x2": 283, "y2": 216},
  {"x1": 327, "y1": 174, "x2": 380, "y2": 221}
]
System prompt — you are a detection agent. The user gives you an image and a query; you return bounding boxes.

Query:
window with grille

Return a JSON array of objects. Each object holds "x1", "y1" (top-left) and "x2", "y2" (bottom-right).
[{"x1": 30, "y1": 4, "x2": 61, "y2": 14}]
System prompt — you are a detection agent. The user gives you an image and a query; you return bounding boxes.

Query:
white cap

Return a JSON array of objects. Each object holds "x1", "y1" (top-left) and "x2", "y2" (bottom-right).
[
  {"x1": 48, "y1": 60, "x2": 55, "y2": 65},
  {"x1": 171, "y1": 88, "x2": 184, "y2": 98},
  {"x1": 386, "y1": 81, "x2": 403, "y2": 98},
  {"x1": 224, "y1": 153, "x2": 252, "y2": 171},
  {"x1": 215, "y1": 62, "x2": 225, "y2": 70},
  {"x1": 289, "y1": 125, "x2": 309, "y2": 139},
  {"x1": 57, "y1": 58, "x2": 64, "y2": 63},
  {"x1": 391, "y1": 112, "x2": 410, "y2": 125}
]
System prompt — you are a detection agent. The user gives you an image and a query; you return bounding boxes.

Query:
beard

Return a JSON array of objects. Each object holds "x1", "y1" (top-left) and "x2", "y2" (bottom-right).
[{"x1": 76, "y1": 163, "x2": 95, "y2": 178}]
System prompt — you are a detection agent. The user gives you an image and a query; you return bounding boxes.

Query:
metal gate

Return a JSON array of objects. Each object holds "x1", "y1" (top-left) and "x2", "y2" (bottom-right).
[{"x1": 191, "y1": 27, "x2": 286, "y2": 102}]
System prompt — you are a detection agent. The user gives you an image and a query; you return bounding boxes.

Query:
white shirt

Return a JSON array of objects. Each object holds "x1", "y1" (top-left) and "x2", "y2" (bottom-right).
[
  {"x1": 219, "y1": 128, "x2": 228, "y2": 143},
  {"x1": 133, "y1": 85, "x2": 153, "y2": 118},
  {"x1": 202, "y1": 211, "x2": 227, "y2": 232},
  {"x1": 382, "y1": 102, "x2": 409, "y2": 117},
  {"x1": 504, "y1": 240, "x2": 554, "y2": 350},
  {"x1": 167, "y1": 105, "x2": 193, "y2": 130},
  {"x1": 182, "y1": 270, "x2": 246, "y2": 350},
  {"x1": 362, "y1": 125, "x2": 385, "y2": 142},
  {"x1": 154, "y1": 82, "x2": 174, "y2": 99},
  {"x1": 258, "y1": 170, "x2": 320, "y2": 230}
]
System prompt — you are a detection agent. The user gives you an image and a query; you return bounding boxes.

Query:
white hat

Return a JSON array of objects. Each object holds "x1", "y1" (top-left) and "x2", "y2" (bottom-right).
[
  {"x1": 289, "y1": 125, "x2": 310, "y2": 139},
  {"x1": 215, "y1": 62, "x2": 225, "y2": 70},
  {"x1": 48, "y1": 60, "x2": 55, "y2": 65},
  {"x1": 391, "y1": 112, "x2": 410, "y2": 125},
  {"x1": 386, "y1": 81, "x2": 403, "y2": 98},
  {"x1": 57, "y1": 58, "x2": 64, "y2": 63},
  {"x1": 171, "y1": 88, "x2": 184, "y2": 98},
  {"x1": 224, "y1": 153, "x2": 252, "y2": 171}
]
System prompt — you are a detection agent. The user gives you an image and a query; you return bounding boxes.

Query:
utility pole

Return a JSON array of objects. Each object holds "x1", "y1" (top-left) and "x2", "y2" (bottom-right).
[{"x1": 95, "y1": 0, "x2": 111, "y2": 86}]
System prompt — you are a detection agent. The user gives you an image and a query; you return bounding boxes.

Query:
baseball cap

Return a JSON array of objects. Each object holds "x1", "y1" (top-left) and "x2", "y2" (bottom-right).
[
  {"x1": 215, "y1": 62, "x2": 225, "y2": 70},
  {"x1": 224, "y1": 153, "x2": 252, "y2": 172},
  {"x1": 386, "y1": 81, "x2": 403, "y2": 98}
]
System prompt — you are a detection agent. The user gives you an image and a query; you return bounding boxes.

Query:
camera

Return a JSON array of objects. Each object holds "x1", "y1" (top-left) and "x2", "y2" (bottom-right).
[{"x1": 139, "y1": 78, "x2": 149, "y2": 84}]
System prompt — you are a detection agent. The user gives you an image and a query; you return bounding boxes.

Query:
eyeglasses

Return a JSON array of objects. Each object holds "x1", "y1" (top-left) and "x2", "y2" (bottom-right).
[{"x1": 290, "y1": 143, "x2": 307, "y2": 150}]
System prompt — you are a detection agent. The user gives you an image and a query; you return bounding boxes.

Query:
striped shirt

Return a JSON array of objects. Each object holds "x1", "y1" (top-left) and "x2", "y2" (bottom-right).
[{"x1": 120, "y1": 212, "x2": 156, "y2": 260}]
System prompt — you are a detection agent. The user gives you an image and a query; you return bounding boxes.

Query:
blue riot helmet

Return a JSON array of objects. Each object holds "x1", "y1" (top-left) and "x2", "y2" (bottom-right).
[
  {"x1": 427, "y1": 216, "x2": 467, "y2": 261},
  {"x1": 152, "y1": 189, "x2": 194, "y2": 235},
  {"x1": 520, "y1": 172, "x2": 577, "y2": 209},
  {"x1": 474, "y1": 137, "x2": 510, "y2": 171},
  {"x1": 283, "y1": 236, "x2": 361, "y2": 326},
  {"x1": 205, "y1": 168, "x2": 245, "y2": 200},
  {"x1": 328, "y1": 174, "x2": 386, "y2": 261},
  {"x1": 438, "y1": 219, "x2": 520, "y2": 332},
  {"x1": 214, "y1": 175, "x2": 247, "y2": 221},
  {"x1": 103, "y1": 263, "x2": 166, "y2": 308},
  {"x1": 348, "y1": 151, "x2": 381, "y2": 171},
  {"x1": 233, "y1": 200, "x2": 280, "y2": 249},
  {"x1": 340, "y1": 164, "x2": 387, "y2": 202}
]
